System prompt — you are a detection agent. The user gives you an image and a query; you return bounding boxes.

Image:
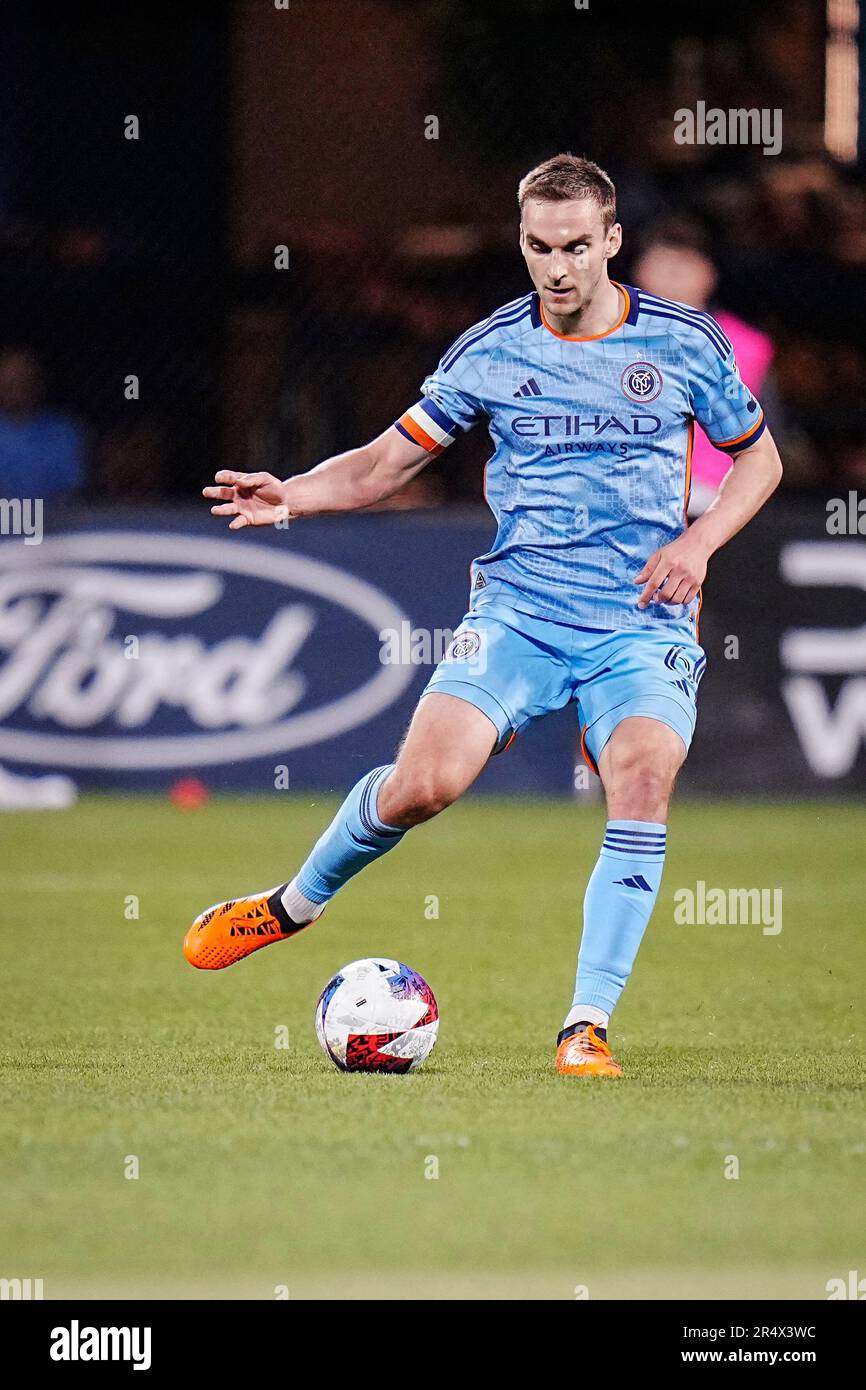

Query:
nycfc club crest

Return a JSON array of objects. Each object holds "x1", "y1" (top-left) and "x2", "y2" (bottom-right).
[
  {"x1": 444, "y1": 627, "x2": 487, "y2": 673},
  {"x1": 445, "y1": 631, "x2": 482, "y2": 662},
  {"x1": 621, "y1": 361, "x2": 663, "y2": 403}
]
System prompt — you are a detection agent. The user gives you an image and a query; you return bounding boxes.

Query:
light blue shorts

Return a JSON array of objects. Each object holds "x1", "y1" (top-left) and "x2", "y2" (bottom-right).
[{"x1": 422, "y1": 598, "x2": 706, "y2": 773}]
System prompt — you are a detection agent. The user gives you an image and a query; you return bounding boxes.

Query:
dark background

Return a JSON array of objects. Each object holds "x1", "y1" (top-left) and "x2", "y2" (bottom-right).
[{"x1": 2, "y1": 0, "x2": 865, "y2": 505}]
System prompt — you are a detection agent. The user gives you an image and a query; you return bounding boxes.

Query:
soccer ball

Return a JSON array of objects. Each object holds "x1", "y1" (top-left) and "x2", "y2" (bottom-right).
[{"x1": 315, "y1": 958, "x2": 439, "y2": 1073}]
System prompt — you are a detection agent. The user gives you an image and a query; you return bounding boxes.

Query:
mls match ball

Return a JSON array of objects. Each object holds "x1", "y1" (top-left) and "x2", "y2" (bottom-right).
[{"x1": 315, "y1": 958, "x2": 439, "y2": 1073}]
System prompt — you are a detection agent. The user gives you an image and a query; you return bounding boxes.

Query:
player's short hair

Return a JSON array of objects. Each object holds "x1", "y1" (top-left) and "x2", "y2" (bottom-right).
[{"x1": 518, "y1": 154, "x2": 617, "y2": 231}]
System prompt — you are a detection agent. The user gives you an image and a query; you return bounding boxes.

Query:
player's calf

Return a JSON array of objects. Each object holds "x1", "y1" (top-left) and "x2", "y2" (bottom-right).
[
  {"x1": 183, "y1": 695, "x2": 497, "y2": 972},
  {"x1": 558, "y1": 717, "x2": 685, "y2": 1072}
]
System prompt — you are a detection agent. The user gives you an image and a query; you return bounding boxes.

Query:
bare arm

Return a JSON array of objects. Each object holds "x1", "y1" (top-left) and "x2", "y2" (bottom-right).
[
  {"x1": 204, "y1": 425, "x2": 431, "y2": 529},
  {"x1": 635, "y1": 427, "x2": 784, "y2": 609}
]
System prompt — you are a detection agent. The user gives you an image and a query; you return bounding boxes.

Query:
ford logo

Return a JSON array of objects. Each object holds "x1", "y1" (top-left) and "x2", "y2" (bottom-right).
[{"x1": 0, "y1": 532, "x2": 413, "y2": 769}]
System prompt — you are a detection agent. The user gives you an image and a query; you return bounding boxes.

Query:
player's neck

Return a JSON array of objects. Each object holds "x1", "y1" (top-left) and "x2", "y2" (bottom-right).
[{"x1": 547, "y1": 276, "x2": 623, "y2": 339}]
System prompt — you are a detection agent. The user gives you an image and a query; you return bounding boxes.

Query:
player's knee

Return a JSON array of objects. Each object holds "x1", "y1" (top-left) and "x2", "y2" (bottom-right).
[
  {"x1": 601, "y1": 719, "x2": 685, "y2": 817},
  {"x1": 611, "y1": 765, "x2": 673, "y2": 818},
  {"x1": 604, "y1": 747, "x2": 679, "y2": 819},
  {"x1": 378, "y1": 766, "x2": 462, "y2": 827}
]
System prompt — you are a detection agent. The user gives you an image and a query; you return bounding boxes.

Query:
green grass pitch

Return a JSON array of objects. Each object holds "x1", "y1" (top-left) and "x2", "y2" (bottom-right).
[{"x1": 1, "y1": 793, "x2": 864, "y2": 1300}]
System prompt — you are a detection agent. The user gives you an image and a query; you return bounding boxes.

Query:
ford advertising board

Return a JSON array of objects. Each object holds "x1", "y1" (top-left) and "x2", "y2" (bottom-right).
[{"x1": 0, "y1": 502, "x2": 862, "y2": 795}]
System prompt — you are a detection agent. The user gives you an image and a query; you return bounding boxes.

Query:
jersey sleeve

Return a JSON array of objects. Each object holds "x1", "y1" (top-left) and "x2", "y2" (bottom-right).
[
  {"x1": 394, "y1": 339, "x2": 487, "y2": 455},
  {"x1": 686, "y1": 318, "x2": 766, "y2": 454}
]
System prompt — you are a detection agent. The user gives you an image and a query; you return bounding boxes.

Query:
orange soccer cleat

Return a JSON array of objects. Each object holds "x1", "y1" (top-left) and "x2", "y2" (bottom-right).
[
  {"x1": 183, "y1": 884, "x2": 314, "y2": 970},
  {"x1": 555, "y1": 1023, "x2": 623, "y2": 1078}
]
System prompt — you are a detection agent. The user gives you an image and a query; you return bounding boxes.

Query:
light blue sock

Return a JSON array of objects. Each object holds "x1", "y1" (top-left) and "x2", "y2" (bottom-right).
[
  {"x1": 294, "y1": 764, "x2": 406, "y2": 904},
  {"x1": 571, "y1": 820, "x2": 667, "y2": 1017}
]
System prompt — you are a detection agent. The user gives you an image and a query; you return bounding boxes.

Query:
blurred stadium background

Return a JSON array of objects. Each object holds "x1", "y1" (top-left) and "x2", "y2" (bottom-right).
[
  {"x1": 0, "y1": 0, "x2": 864, "y2": 798},
  {"x1": 1, "y1": 0, "x2": 865, "y2": 1302}
]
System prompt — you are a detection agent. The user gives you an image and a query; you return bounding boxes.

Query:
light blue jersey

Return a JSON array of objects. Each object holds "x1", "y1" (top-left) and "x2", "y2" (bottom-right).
[{"x1": 395, "y1": 282, "x2": 765, "y2": 634}]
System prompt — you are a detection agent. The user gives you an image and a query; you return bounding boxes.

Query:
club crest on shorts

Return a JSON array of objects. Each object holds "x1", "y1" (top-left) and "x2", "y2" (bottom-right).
[
  {"x1": 445, "y1": 630, "x2": 482, "y2": 662},
  {"x1": 621, "y1": 361, "x2": 663, "y2": 403}
]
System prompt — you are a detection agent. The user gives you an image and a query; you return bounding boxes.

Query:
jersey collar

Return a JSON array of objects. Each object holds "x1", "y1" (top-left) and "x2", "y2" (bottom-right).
[{"x1": 535, "y1": 280, "x2": 635, "y2": 341}]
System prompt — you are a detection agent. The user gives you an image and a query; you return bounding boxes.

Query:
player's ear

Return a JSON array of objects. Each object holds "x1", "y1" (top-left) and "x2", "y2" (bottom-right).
[{"x1": 605, "y1": 221, "x2": 623, "y2": 260}]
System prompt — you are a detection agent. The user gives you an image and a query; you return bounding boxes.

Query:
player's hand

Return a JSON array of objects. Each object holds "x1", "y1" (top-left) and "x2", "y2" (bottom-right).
[
  {"x1": 634, "y1": 535, "x2": 709, "y2": 608},
  {"x1": 202, "y1": 471, "x2": 290, "y2": 530}
]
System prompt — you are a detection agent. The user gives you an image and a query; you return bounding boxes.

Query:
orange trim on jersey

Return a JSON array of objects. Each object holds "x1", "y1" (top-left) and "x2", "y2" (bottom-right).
[
  {"x1": 579, "y1": 723, "x2": 600, "y2": 778},
  {"x1": 683, "y1": 418, "x2": 694, "y2": 526},
  {"x1": 712, "y1": 411, "x2": 765, "y2": 451},
  {"x1": 497, "y1": 729, "x2": 518, "y2": 756},
  {"x1": 539, "y1": 282, "x2": 631, "y2": 342},
  {"x1": 694, "y1": 587, "x2": 704, "y2": 643},
  {"x1": 397, "y1": 413, "x2": 445, "y2": 455}
]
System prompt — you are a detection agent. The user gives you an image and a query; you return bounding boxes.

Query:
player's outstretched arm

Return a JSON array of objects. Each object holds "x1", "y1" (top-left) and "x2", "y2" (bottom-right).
[
  {"x1": 204, "y1": 424, "x2": 432, "y2": 530},
  {"x1": 635, "y1": 427, "x2": 784, "y2": 608}
]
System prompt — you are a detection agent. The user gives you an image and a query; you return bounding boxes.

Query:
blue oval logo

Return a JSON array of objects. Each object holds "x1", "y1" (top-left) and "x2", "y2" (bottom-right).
[{"x1": 0, "y1": 532, "x2": 413, "y2": 769}]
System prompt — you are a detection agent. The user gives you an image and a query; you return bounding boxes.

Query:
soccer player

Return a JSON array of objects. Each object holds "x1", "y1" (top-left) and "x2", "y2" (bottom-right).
[{"x1": 184, "y1": 154, "x2": 782, "y2": 1077}]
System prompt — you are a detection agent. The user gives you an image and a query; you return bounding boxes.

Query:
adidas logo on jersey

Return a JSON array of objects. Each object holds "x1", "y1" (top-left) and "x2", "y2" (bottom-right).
[
  {"x1": 513, "y1": 377, "x2": 542, "y2": 398},
  {"x1": 614, "y1": 874, "x2": 653, "y2": 891}
]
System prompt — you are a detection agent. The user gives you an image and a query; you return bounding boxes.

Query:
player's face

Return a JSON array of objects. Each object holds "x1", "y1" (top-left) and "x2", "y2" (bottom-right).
[{"x1": 519, "y1": 198, "x2": 621, "y2": 323}]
